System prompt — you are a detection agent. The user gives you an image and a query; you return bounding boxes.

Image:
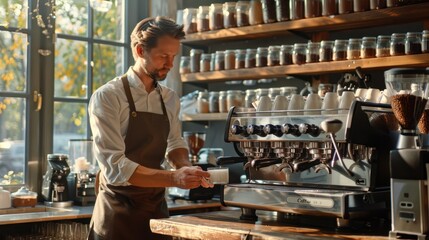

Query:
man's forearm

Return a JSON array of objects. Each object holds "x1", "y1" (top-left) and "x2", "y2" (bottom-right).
[{"x1": 167, "y1": 148, "x2": 192, "y2": 169}]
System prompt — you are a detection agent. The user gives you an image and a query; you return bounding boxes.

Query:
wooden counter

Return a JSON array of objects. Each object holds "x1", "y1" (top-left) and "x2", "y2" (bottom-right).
[{"x1": 150, "y1": 210, "x2": 392, "y2": 240}]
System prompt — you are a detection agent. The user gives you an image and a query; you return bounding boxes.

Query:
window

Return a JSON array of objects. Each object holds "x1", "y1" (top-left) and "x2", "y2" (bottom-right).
[{"x1": 0, "y1": 0, "x2": 137, "y2": 187}]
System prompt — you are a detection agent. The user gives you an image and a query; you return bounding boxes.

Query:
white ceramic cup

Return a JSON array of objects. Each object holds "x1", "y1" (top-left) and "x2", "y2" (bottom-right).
[
  {"x1": 321, "y1": 92, "x2": 338, "y2": 114},
  {"x1": 355, "y1": 88, "x2": 367, "y2": 101},
  {"x1": 304, "y1": 93, "x2": 322, "y2": 115},
  {"x1": 256, "y1": 96, "x2": 272, "y2": 112},
  {"x1": 272, "y1": 95, "x2": 288, "y2": 116},
  {"x1": 288, "y1": 94, "x2": 305, "y2": 115},
  {"x1": 378, "y1": 90, "x2": 391, "y2": 104},
  {"x1": 364, "y1": 88, "x2": 381, "y2": 103},
  {"x1": 207, "y1": 167, "x2": 229, "y2": 184},
  {"x1": 338, "y1": 91, "x2": 356, "y2": 114}
]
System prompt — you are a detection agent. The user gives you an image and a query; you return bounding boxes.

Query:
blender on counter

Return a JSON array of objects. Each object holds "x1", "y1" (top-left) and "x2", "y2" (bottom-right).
[{"x1": 387, "y1": 68, "x2": 429, "y2": 240}]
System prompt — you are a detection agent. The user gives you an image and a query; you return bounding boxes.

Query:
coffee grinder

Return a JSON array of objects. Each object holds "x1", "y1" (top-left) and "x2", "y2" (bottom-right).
[
  {"x1": 168, "y1": 132, "x2": 217, "y2": 201},
  {"x1": 387, "y1": 68, "x2": 429, "y2": 240},
  {"x1": 41, "y1": 154, "x2": 74, "y2": 207}
]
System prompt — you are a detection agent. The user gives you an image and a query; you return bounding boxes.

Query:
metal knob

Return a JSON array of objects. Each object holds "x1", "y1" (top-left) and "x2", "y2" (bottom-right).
[
  {"x1": 263, "y1": 124, "x2": 283, "y2": 137},
  {"x1": 247, "y1": 124, "x2": 267, "y2": 137},
  {"x1": 281, "y1": 124, "x2": 301, "y2": 137},
  {"x1": 231, "y1": 125, "x2": 249, "y2": 137},
  {"x1": 299, "y1": 123, "x2": 321, "y2": 137}
]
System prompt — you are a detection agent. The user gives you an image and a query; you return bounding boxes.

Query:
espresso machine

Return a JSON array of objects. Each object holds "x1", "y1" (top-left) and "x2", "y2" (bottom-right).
[
  {"x1": 168, "y1": 132, "x2": 218, "y2": 201},
  {"x1": 42, "y1": 154, "x2": 74, "y2": 207},
  {"x1": 217, "y1": 94, "x2": 398, "y2": 225},
  {"x1": 387, "y1": 68, "x2": 429, "y2": 240}
]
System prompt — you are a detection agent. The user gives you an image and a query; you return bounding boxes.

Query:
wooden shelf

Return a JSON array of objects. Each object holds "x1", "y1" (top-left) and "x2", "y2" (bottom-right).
[
  {"x1": 181, "y1": 3, "x2": 429, "y2": 45},
  {"x1": 181, "y1": 113, "x2": 228, "y2": 121},
  {"x1": 181, "y1": 53, "x2": 429, "y2": 82}
]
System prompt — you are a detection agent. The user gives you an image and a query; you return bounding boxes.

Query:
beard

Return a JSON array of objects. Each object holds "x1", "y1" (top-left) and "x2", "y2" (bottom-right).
[{"x1": 147, "y1": 68, "x2": 168, "y2": 82}]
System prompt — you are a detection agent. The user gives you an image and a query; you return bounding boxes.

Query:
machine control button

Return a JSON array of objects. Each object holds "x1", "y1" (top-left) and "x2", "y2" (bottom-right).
[
  {"x1": 247, "y1": 124, "x2": 267, "y2": 137},
  {"x1": 231, "y1": 125, "x2": 249, "y2": 137},
  {"x1": 281, "y1": 124, "x2": 301, "y2": 137},
  {"x1": 263, "y1": 124, "x2": 283, "y2": 137},
  {"x1": 299, "y1": 123, "x2": 321, "y2": 137}
]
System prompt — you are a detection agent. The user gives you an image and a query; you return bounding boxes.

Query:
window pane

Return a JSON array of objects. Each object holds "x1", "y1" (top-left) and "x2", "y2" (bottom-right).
[
  {"x1": 55, "y1": 0, "x2": 88, "y2": 36},
  {"x1": 53, "y1": 102, "x2": 87, "y2": 154},
  {"x1": 0, "y1": 0, "x2": 28, "y2": 29},
  {"x1": 93, "y1": 0, "x2": 124, "y2": 42},
  {"x1": 0, "y1": 97, "x2": 26, "y2": 184},
  {"x1": 0, "y1": 31, "x2": 27, "y2": 92},
  {"x1": 93, "y1": 44, "x2": 124, "y2": 90},
  {"x1": 55, "y1": 38, "x2": 88, "y2": 98}
]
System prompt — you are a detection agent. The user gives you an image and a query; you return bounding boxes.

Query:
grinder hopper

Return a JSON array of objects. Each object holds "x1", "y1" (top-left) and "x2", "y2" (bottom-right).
[{"x1": 384, "y1": 68, "x2": 429, "y2": 149}]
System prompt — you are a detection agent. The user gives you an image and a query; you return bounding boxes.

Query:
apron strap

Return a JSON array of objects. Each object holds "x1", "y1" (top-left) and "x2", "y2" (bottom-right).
[
  {"x1": 121, "y1": 75, "x2": 137, "y2": 118},
  {"x1": 156, "y1": 86, "x2": 168, "y2": 117}
]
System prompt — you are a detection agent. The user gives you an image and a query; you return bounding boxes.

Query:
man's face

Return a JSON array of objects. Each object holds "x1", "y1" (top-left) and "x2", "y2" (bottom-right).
[{"x1": 141, "y1": 35, "x2": 180, "y2": 81}]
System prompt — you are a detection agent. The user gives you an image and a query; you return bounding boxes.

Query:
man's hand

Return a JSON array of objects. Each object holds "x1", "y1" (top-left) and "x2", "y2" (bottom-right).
[{"x1": 171, "y1": 166, "x2": 214, "y2": 189}]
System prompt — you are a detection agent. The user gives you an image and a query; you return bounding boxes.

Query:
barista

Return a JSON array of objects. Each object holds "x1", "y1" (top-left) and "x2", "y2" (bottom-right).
[{"x1": 88, "y1": 16, "x2": 212, "y2": 240}]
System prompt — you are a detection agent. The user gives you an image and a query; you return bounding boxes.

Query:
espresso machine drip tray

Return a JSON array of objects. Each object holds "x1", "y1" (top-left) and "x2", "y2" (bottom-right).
[{"x1": 222, "y1": 183, "x2": 389, "y2": 219}]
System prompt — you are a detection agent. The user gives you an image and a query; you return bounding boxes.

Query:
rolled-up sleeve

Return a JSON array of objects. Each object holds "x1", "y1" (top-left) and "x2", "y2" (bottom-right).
[{"x1": 89, "y1": 84, "x2": 139, "y2": 186}]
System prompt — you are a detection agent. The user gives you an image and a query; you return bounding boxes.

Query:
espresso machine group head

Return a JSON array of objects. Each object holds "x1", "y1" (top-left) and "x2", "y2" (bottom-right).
[{"x1": 42, "y1": 154, "x2": 73, "y2": 207}]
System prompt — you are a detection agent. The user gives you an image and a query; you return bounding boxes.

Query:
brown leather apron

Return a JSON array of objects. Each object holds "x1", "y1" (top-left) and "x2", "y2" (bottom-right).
[{"x1": 89, "y1": 75, "x2": 171, "y2": 240}]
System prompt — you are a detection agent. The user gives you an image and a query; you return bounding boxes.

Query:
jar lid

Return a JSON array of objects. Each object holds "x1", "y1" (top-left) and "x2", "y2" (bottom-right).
[
  {"x1": 334, "y1": 39, "x2": 348, "y2": 44},
  {"x1": 11, "y1": 187, "x2": 37, "y2": 198},
  {"x1": 280, "y1": 45, "x2": 293, "y2": 50}
]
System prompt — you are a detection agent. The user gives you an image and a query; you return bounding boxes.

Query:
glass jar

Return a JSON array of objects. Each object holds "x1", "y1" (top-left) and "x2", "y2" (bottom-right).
[
  {"x1": 361, "y1": 37, "x2": 376, "y2": 58},
  {"x1": 209, "y1": 91, "x2": 220, "y2": 113},
  {"x1": 249, "y1": 0, "x2": 264, "y2": 25},
  {"x1": 268, "y1": 46, "x2": 281, "y2": 66},
  {"x1": 190, "y1": 49, "x2": 203, "y2": 73},
  {"x1": 227, "y1": 90, "x2": 244, "y2": 109},
  {"x1": 322, "y1": 0, "x2": 337, "y2": 16},
  {"x1": 215, "y1": 51, "x2": 225, "y2": 71},
  {"x1": 197, "y1": 91, "x2": 209, "y2": 113},
  {"x1": 245, "y1": 89, "x2": 257, "y2": 107},
  {"x1": 275, "y1": 0, "x2": 289, "y2": 22},
  {"x1": 347, "y1": 38, "x2": 361, "y2": 60},
  {"x1": 405, "y1": 32, "x2": 422, "y2": 55},
  {"x1": 280, "y1": 44, "x2": 293, "y2": 65},
  {"x1": 223, "y1": 2, "x2": 237, "y2": 29},
  {"x1": 318, "y1": 83, "x2": 334, "y2": 97},
  {"x1": 423, "y1": 30, "x2": 429, "y2": 54},
  {"x1": 209, "y1": 3, "x2": 224, "y2": 30},
  {"x1": 256, "y1": 47, "x2": 269, "y2": 67},
  {"x1": 290, "y1": 0, "x2": 305, "y2": 20},
  {"x1": 210, "y1": 53, "x2": 216, "y2": 71},
  {"x1": 306, "y1": 42, "x2": 320, "y2": 63},
  {"x1": 11, "y1": 187, "x2": 38, "y2": 208},
  {"x1": 197, "y1": 6, "x2": 210, "y2": 32},
  {"x1": 200, "y1": 53, "x2": 212, "y2": 72},
  {"x1": 236, "y1": 1, "x2": 250, "y2": 27},
  {"x1": 305, "y1": 0, "x2": 322, "y2": 18},
  {"x1": 333, "y1": 39, "x2": 348, "y2": 61},
  {"x1": 390, "y1": 33, "x2": 406, "y2": 56},
  {"x1": 261, "y1": 0, "x2": 277, "y2": 23},
  {"x1": 235, "y1": 49, "x2": 247, "y2": 69},
  {"x1": 179, "y1": 56, "x2": 191, "y2": 74},
  {"x1": 338, "y1": 0, "x2": 353, "y2": 14},
  {"x1": 293, "y1": 43, "x2": 307, "y2": 65},
  {"x1": 219, "y1": 91, "x2": 228, "y2": 113},
  {"x1": 353, "y1": 0, "x2": 370, "y2": 12},
  {"x1": 370, "y1": 0, "x2": 387, "y2": 9},
  {"x1": 320, "y1": 40, "x2": 334, "y2": 62},
  {"x1": 376, "y1": 35, "x2": 391, "y2": 57},
  {"x1": 245, "y1": 48, "x2": 257, "y2": 68},
  {"x1": 183, "y1": 8, "x2": 198, "y2": 34},
  {"x1": 224, "y1": 50, "x2": 236, "y2": 70}
]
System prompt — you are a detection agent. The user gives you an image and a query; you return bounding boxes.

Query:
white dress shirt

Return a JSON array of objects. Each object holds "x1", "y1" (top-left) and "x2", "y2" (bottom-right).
[{"x1": 88, "y1": 67, "x2": 188, "y2": 186}]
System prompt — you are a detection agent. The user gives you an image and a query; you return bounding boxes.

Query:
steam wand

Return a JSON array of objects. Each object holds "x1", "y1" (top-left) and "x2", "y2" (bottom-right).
[{"x1": 320, "y1": 119, "x2": 354, "y2": 177}]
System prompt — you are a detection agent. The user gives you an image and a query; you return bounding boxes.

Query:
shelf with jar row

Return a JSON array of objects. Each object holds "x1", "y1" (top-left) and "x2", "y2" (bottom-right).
[
  {"x1": 181, "y1": 53, "x2": 429, "y2": 82},
  {"x1": 181, "y1": 2, "x2": 429, "y2": 46},
  {"x1": 180, "y1": 112, "x2": 229, "y2": 122}
]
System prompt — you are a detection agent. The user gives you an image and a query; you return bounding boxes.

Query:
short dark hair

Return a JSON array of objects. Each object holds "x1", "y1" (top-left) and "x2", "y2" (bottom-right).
[{"x1": 130, "y1": 16, "x2": 185, "y2": 58}]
